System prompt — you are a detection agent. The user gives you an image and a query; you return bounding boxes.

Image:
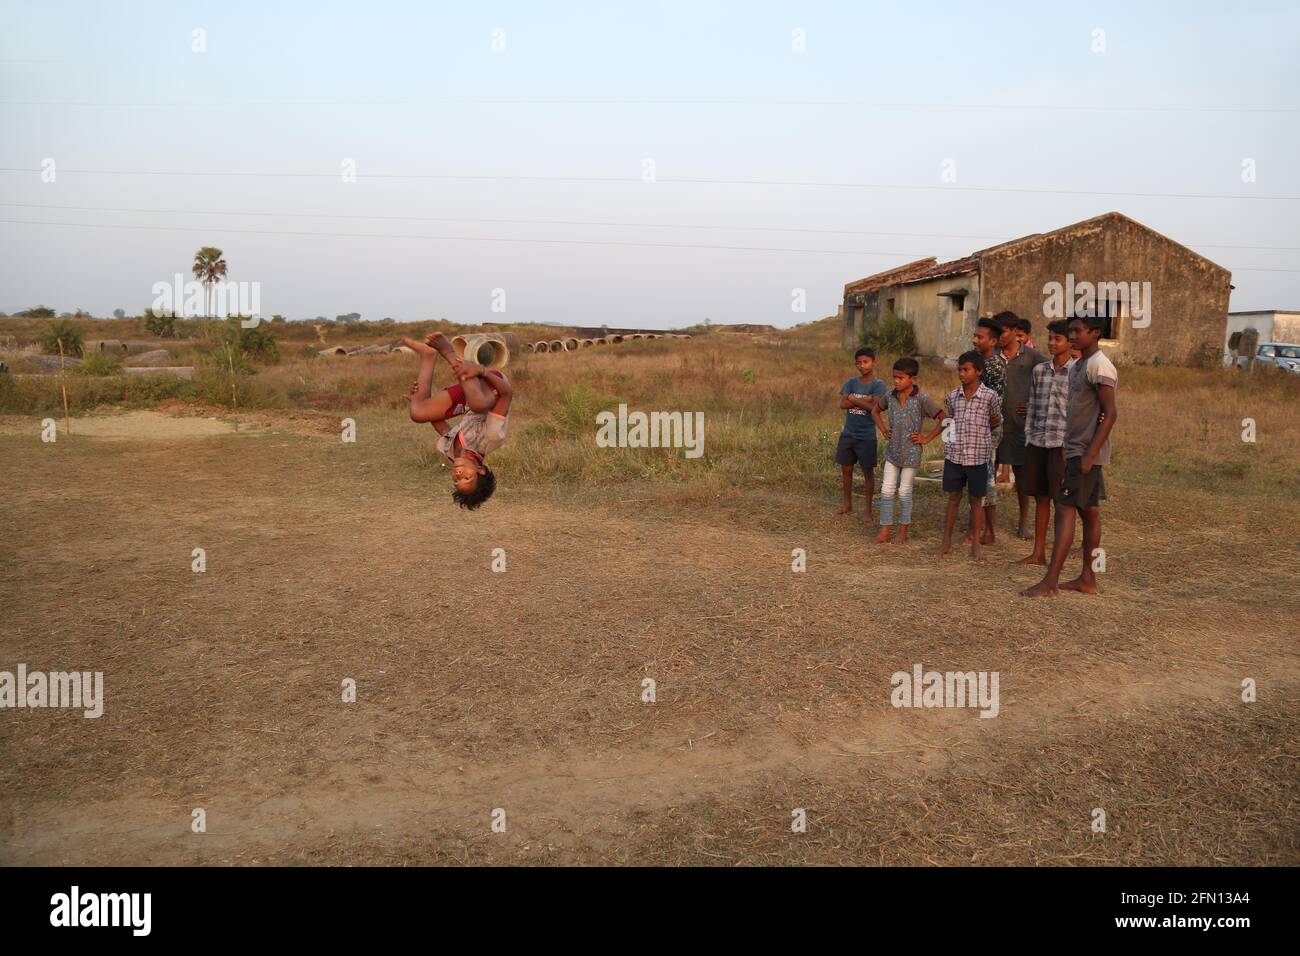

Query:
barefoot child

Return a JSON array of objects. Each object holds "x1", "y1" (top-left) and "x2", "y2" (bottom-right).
[
  {"x1": 872, "y1": 358, "x2": 945, "y2": 544},
  {"x1": 937, "y1": 351, "x2": 1001, "y2": 561},
  {"x1": 1017, "y1": 319, "x2": 1074, "y2": 565},
  {"x1": 969, "y1": 317, "x2": 1006, "y2": 543},
  {"x1": 1021, "y1": 314, "x2": 1117, "y2": 597},
  {"x1": 833, "y1": 347, "x2": 887, "y2": 522},
  {"x1": 997, "y1": 314, "x2": 1048, "y2": 541},
  {"x1": 404, "y1": 334, "x2": 513, "y2": 510}
]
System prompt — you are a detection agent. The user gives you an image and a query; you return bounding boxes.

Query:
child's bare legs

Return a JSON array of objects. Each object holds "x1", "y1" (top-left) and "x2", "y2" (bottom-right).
[
  {"x1": 894, "y1": 524, "x2": 909, "y2": 543},
  {"x1": 969, "y1": 495, "x2": 986, "y2": 560},
  {"x1": 937, "y1": 491, "x2": 963, "y2": 555},
  {"x1": 1021, "y1": 504, "x2": 1077, "y2": 597},
  {"x1": 1017, "y1": 496, "x2": 1051, "y2": 564},
  {"x1": 860, "y1": 466, "x2": 875, "y2": 523},
  {"x1": 834, "y1": 464, "x2": 853, "y2": 515},
  {"x1": 1060, "y1": 506, "x2": 1101, "y2": 593},
  {"x1": 1014, "y1": 468, "x2": 1033, "y2": 539}
]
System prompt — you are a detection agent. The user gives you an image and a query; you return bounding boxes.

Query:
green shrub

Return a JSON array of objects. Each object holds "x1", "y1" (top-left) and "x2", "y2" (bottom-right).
[
  {"x1": 75, "y1": 351, "x2": 123, "y2": 376},
  {"x1": 863, "y1": 310, "x2": 917, "y2": 355},
  {"x1": 41, "y1": 319, "x2": 84, "y2": 357},
  {"x1": 142, "y1": 309, "x2": 178, "y2": 338}
]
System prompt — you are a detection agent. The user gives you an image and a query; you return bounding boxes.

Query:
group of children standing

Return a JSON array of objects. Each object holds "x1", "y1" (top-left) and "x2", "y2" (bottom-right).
[{"x1": 835, "y1": 310, "x2": 1118, "y2": 597}]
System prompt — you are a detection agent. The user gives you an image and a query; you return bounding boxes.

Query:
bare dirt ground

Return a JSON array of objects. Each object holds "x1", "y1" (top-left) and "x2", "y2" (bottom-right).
[{"x1": 1, "y1": 411, "x2": 1297, "y2": 865}]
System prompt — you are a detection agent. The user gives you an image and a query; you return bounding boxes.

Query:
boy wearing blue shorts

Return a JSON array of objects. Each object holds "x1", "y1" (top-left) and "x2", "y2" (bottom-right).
[
  {"x1": 833, "y1": 347, "x2": 887, "y2": 523},
  {"x1": 937, "y1": 351, "x2": 1002, "y2": 561}
]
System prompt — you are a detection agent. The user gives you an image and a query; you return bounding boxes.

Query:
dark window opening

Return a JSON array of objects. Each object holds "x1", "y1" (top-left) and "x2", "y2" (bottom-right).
[
  {"x1": 886, "y1": 297, "x2": 896, "y2": 316},
  {"x1": 951, "y1": 293, "x2": 966, "y2": 312}
]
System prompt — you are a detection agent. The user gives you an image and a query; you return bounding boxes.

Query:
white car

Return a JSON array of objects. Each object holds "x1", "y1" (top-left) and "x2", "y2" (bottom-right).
[{"x1": 1238, "y1": 342, "x2": 1300, "y2": 373}]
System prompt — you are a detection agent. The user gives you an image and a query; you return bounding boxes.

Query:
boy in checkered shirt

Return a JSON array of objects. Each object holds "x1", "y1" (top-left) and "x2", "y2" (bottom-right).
[
  {"x1": 1016, "y1": 319, "x2": 1074, "y2": 565},
  {"x1": 937, "y1": 350, "x2": 1002, "y2": 561}
]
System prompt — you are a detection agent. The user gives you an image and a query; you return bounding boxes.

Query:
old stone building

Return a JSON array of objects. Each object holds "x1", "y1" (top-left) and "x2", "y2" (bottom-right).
[{"x1": 841, "y1": 212, "x2": 1231, "y2": 366}]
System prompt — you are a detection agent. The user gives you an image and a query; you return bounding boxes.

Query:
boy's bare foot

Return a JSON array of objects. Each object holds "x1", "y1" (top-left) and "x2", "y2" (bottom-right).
[
  {"x1": 873, "y1": 528, "x2": 892, "y2": 544},
  {"x1": 980, "y1": 533, "x2": 995, "y2": 545},
  {"x1": 971, "y1": 545, "x2": 986, "y2": 562},
  {"x1": 894, "y1": 528, "x2": 909, "y2": 544},
  {"x1": 936, "y1": 542, "x2": 952, "y2": 556},
  {"x1": 1020, "y1": 580, "x2": 1058, "y2": 598},
  {"x1": 1016, "y1": 553, "x2": 1047, "y2": 565},
  {"x1": 1016, "y1": 527, "x2": 1033, "y2": 540},
  {"x1": 833, "y1": 504, "x2": 852, "y2": 515},
  {"x1": 402, "y1": 336, "x2": 436, "y2": 356},
  {"x1": 1059, "y1": 577, "x2": 1100, "y2": 594}
]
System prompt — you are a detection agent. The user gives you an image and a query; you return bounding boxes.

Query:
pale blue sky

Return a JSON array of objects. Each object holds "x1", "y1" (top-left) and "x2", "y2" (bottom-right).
[{"x1": 1, "y1": 0, "x2": 1297, "y2": 326}]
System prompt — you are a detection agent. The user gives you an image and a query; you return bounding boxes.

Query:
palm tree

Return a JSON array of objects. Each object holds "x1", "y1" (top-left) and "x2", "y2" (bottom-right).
[{"x1": 191, "y1": 246, "x2": 228, "y2": 318}]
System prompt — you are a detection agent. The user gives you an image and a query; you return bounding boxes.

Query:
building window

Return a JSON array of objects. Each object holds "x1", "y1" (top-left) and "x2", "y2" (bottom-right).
[
  {"x1": 951, "y1": 293, "x2": 966, "y2": 313},
  {"x1": 885, "y1": 297, "x2": 896, "y2": 317},
  {"x1": 1100, "y1": 299, "x2": 1121, "y2": 340}
]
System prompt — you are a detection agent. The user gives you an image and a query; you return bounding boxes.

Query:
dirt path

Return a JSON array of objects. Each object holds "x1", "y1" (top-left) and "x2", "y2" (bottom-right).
[{"x1": 1, "y1": 416, "x2": 1296, "y2": 865}]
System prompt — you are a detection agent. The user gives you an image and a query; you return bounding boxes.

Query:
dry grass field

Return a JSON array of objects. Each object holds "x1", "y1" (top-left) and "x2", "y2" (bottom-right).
[{"x1": 1, "y1": 316, "x2": 1297, "y2": 865}]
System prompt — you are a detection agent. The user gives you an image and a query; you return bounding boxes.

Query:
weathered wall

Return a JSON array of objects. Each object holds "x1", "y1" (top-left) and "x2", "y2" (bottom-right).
[
  {"x1": 979, "y1": 215, "x2": 1231, "y2": 366},
  {"x1": 846, "y1": 276, "x2": 979, "y2": 361},
  {"x1": 889, "y1": 274, "x2": 980, "y2": 361},
  {"x1": 1271, "y1": 313, "x2": 1300, "y2": 343}
]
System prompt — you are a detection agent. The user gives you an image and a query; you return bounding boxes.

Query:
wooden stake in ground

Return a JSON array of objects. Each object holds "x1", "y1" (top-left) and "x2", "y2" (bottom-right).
[{"x1": 57, "y1": 337, "x2": 71, "y2": 437}]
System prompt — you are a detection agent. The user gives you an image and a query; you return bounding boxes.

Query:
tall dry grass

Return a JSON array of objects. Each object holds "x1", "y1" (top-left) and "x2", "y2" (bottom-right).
[{"x1": 3, "y1": 316, "x2": 1297, "y2": 499}]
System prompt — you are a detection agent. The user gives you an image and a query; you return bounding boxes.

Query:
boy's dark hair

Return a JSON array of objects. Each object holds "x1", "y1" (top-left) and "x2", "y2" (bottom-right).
[
  {"x1": 1015, "y1": 317, "x2": 1032, "y2": 333},
  {"x1": 451, "y1": 464, "x2": 497, "y2": 510},
  {"x1": 854, "y1": 347, "x2": 876, "y2": 360},
  {"x1": 1047, "y1": 319, "x2": 1070, "y2": 337},
  {"x1": 1069, "y1": 312, "x2": 1107, "y2": 332},
  {"x1": 976, "y1": 317, "x2": 1003, "y2": 337},
  {"x1": 893, "y1": 357, "x2": 920, "y2": 377},
  {"x1": 991, "y1": 310, "x2": 1020, "y2": 328},
  {"x1": 957, "y1": 350, "x2": 986, "y2": 373}
]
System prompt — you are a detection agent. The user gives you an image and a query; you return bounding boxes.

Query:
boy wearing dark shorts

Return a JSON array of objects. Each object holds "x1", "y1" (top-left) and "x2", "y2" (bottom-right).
[
  {"x1": 834, "y1": 347, "x2": 887, "y2": 522},
  {"x1": 937, "y1": 351, "x2": 1002, "y2": 561},
  {"x1": 1017, "y1": 319, "x2": 1074, "y2": 565},
  {"x1": 997, "y1": 314, "x2": 1048, "y2": 539},
  {"x1": 1022, "y1": 314, "x2": 1117, "y2": 597}
]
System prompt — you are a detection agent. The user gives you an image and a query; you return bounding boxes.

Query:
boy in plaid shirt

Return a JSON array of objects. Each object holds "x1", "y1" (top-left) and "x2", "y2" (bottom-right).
[
  {"x1": 1022, "y1": 313, "x2": 1118, "y2": 598},
  {"x1": 937, "y1": 350, "x2": 1002, "y2": 561},
  {"x1": 1016, "y1": 319, "x2": 1074, "y2": 565}
]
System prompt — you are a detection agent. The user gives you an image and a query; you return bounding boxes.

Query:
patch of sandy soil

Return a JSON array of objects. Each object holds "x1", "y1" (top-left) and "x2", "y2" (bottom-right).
[{"x1": 0, "y1": 410, "x2": 255, "y2": 440}]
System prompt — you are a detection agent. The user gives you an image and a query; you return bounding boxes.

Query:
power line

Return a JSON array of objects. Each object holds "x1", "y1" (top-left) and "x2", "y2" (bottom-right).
[
  {"x1": 0, "y1": 167, "x2": 1293, "y2": 201},
  {"x1": 2, "y1": 216, "x2": 1297, "y2": 272},
  {"x1": 2, "y1": 98, "x2": 1297, "y2": 113},
  {"x1": 3, "y1": 201, "x2": 1297, "y2": 252}
]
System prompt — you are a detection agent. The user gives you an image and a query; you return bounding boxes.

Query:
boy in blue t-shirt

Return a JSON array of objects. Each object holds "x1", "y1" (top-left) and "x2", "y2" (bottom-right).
[{"x1": 834, "y1": 347, "x2": 888, "y2": 522}]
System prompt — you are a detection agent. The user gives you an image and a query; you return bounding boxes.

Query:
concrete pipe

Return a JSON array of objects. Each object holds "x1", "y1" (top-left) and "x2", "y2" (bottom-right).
[
  {"x1": 497, "y1": 331, "x2": 521, "y2": 354},
  {"x1": 88, "y1": 339, "x2": 129, "y2": 354},
  {"x1": 562, "y1": 337, "x2": 579, "y2": 351},
  {"x1": 593, "y1": 337, "x2": 609, "y2": 345},
  {"x1": 578, "y1": 338, "x2": 595, "y2": 348},
  {"x1": 549, "y1": 339, "x2": 564, "y2": 352},
  {"x1": 451, "y1": 333, "x2": 510, "y2": 369},
  {"x1": 533, "y1": 340, "x2": 551, "y2": 354},
  {"x1": 605, "y1": 335, "x2": 624, "y2": 344}
]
